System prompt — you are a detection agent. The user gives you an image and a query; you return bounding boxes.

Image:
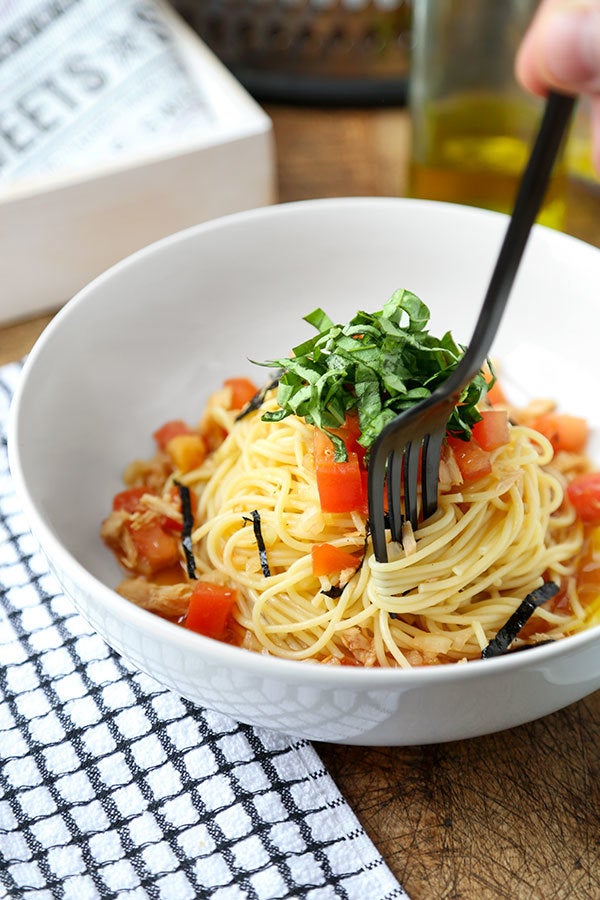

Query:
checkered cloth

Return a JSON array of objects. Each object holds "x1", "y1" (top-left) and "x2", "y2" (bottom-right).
[{"x1": 0, "y1": 362, "x2": 407, "y2": 900}]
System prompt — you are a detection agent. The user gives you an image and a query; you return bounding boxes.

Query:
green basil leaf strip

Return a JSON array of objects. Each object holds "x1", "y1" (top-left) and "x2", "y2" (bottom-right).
[
  {"x1": 255, "y1": 290, "x2": 493, "y2": 453},
  {"x1": 303, "y1": 307, "x2": 335, "y2": 333}
]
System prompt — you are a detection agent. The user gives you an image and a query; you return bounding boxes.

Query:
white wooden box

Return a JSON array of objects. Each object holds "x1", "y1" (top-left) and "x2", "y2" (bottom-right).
[{"x1": 0, "y1": 2, "x2": 275, "y2": 325}]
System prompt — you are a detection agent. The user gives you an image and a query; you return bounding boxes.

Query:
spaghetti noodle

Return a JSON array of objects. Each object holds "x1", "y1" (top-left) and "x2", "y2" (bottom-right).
[
  {"x1": 103, "y1": 385, "x2": 596, "y2": 667},
  {"x1": 101, "y1": 292, "x2": 600, "y2": 666}
]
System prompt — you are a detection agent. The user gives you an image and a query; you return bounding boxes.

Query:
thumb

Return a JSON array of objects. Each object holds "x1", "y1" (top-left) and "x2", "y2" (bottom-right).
[{"x1": 516, "y1": 0, "x2": 600, "y2": 95}]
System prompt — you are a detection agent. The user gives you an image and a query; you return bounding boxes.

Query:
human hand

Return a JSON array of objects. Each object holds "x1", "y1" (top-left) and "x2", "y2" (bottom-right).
[{"x1": 516, "y1": 0, "x2": 600, "y2": 171}]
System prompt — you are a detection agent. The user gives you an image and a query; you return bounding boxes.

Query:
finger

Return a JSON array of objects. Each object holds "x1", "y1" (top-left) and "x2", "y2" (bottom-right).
[
  {"x1": 516, "y1": 0, "x2": 600, "y2": 95},
  {"x1": 516, "y1": 0, "x2": 564, "y2": 96}
]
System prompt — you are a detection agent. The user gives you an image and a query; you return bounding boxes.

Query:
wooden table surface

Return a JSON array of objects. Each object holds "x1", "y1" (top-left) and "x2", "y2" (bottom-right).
[{"x1": 2, "y1": 104, "x2": 599, "y2": 900}]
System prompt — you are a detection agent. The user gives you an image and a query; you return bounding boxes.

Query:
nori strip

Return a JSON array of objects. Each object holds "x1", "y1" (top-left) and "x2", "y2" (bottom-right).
[
  {"x1": 481, "y1": 582, "x2": 560, "y2": 659},
  {"x1": 175, "y1": 481, "x2": 197, "y2": 580},
  {"x1": 235, "y1": 373, "x2": 281, "y2": 421},
  {"x1": 243, "y1": 510, "x2": 271, "y2": 577}
]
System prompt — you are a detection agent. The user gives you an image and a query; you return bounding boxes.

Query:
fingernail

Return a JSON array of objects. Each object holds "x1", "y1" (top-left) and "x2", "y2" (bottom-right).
[{"x1": 542, "y1": 5, "x2": 600, "y2": 88}]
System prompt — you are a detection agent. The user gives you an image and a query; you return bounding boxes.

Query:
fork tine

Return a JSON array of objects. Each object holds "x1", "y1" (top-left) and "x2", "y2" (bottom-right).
[
  {"x1": 403, "y1": 441, "x2": 420, "y2": 531},
  {"x1": 368, "y1": 443, "x2": 389, "y2": 562},
  {"x1": 421, "y1": 430, "x2": 444, "y2": 521},
  {"x1": 387, "y1": 450, "x2": 403, "y2": 543}
]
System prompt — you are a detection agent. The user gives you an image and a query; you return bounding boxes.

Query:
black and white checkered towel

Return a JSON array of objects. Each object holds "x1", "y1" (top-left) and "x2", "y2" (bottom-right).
[{"x1": 0, "y1": 362, "x2": 407, "y2": 900}]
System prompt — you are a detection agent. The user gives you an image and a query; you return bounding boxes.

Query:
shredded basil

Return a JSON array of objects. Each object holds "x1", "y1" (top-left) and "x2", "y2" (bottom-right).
[{"x1": 254, "y1": 289, "x2": 489, "y2": 461}]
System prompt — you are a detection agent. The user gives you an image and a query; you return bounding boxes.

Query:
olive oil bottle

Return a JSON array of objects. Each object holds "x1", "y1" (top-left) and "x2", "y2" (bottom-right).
[
  {"x1": 566, "y1": 98, "x2": 600, "y2": 190},
  {"x1": 409, "y1": 93, "x2": 567, "y2": 230},
  {"x1": 409, "y1": 1, "x2": 567, "y2": 231}
]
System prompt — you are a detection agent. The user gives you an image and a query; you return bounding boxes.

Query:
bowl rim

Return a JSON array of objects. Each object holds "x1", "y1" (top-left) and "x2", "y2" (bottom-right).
[{"x1": 9, "y1": 196, "x2": 600, "y2": 687}]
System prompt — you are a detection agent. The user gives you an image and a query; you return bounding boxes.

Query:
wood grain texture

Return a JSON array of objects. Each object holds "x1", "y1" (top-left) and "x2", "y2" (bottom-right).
[
  {"x1": 267, "y1": 105, "x2": 411, "y2": 201},
  {"x1": 317, "y1": 694, "x2": 600, "y2": 899},
  {"x1": 2, "y1": 102, "x2": 599, "y2": 899}
]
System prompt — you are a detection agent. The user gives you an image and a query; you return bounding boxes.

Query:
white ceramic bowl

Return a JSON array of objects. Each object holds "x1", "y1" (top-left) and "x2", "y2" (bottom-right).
[{"x1": 9, "y1": 198, "x2": 600, "y2": 745}]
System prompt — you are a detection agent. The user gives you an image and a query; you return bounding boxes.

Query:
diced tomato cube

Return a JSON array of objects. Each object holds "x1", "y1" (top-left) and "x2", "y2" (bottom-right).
[
  {"x1": 316, "y1": 458, "x2": 364, "y2": 513},
  {"x1": 567, "y1": 472, "x2": 600, "y2": 523},
  {"x1": 113, "y1": 487, "x2": 150, "y2": 513},
  {"x1": 127, "y1": 522, "x2": 180, "y2": 575},
  {"x1": 471, "y1": 410, "x2": 510, "y2": 451},
  {"x1": 446, "y1": 435, "x2": 492, "y2": 482},
  {"x1": 311, "y1": 543, "x2": 359, "y2": 576},
  {"x1": 153, "y1": 419, "x2": 193, "y2": 451},
  {"x1": 313, "y1": 427, "x2": 336, "y2": 463},
  {"x1": 313, "y1": 429, "x2": 364, "y2": 513},
  {"x1": 184, "y1": 582, "x2": 237, "y2": 639},
  {"x1": 531, "y1": 414, "x2": 589, "y2": 454},
  {"x1": 328, "y1": 413, "x2": 367, "y2": 466},
  {"x1": 223, "y1": 377, "x2": 258, "y2": 410},
  {"x1": 165, "y1": 434, "x2": 207, "y2": 473}
]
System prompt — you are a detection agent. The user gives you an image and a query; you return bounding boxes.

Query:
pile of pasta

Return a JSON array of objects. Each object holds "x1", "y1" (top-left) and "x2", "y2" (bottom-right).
[{"x1": 103, "y1": 380, "x2": 598, "y2": 668}]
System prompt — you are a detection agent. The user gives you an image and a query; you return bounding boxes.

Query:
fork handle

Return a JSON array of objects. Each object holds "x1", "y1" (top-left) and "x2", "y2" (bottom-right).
[{"x1": 445, "y1": 90, "x2": 575, "y2": 395}]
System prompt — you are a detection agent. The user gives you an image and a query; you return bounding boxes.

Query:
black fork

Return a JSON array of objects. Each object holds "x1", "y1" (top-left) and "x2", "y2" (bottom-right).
[{"x1": 368, "y1": 91, "x2": 575, "y2": 563}]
